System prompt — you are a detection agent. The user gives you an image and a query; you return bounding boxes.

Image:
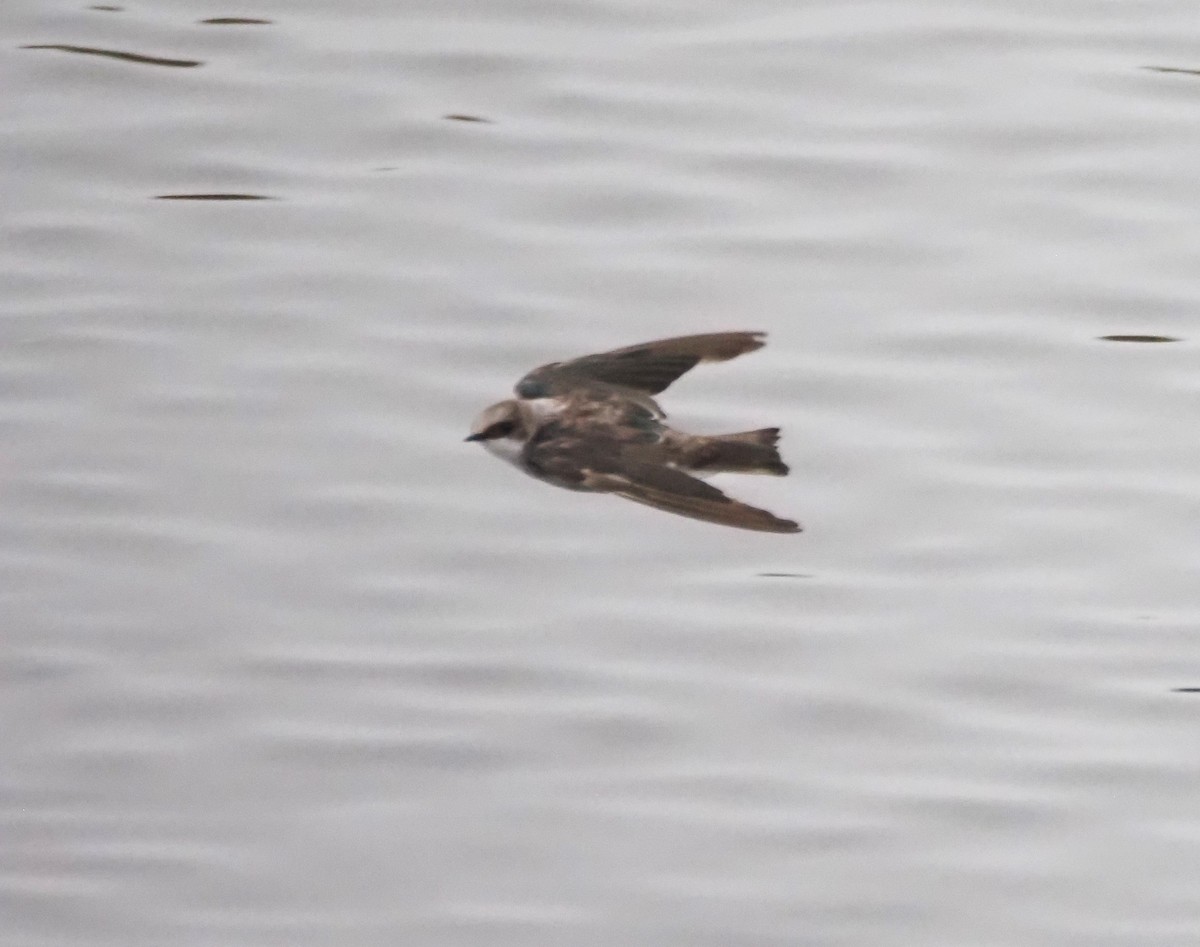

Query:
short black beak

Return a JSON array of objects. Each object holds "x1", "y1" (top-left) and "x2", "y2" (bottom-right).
[{"x1": 464, "y1": 433, "x2": 484, "y2": 442}]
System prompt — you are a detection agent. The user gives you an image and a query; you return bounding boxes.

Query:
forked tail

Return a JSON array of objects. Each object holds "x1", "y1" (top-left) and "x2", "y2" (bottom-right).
[{"x1": 684, "y1": 427, "x2": 789, "y2": 476}]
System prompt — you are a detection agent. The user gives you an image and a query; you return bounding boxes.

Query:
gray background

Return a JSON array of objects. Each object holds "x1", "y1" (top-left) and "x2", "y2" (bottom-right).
[{"x1": 3, "y1": 1, "x2": 1199, "y2": 944}]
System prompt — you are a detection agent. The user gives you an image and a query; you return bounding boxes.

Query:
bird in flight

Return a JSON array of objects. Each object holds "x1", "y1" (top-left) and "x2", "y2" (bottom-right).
[{"x1": 465, "y1": 331, "x2": 800, "y2": 533}]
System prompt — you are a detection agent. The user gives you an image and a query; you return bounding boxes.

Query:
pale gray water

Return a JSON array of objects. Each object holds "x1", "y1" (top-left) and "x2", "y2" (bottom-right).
[{"x1": 3, "y1": 1, "x2": 1200, "y2": 945}]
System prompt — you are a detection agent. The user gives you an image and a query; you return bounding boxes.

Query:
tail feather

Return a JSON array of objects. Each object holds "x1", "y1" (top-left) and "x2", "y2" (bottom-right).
[
  {"x1": 723, "y1": 427, "x2": 780, "y2": 447},
  {"x1": 684, "y1": 428, "x2": 789, "y2": 476}
]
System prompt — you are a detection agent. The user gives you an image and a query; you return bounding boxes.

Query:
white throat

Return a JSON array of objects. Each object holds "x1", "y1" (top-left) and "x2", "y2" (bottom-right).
[{"x1": 483, "y1": 435, "x2": 526, "y2": 469}]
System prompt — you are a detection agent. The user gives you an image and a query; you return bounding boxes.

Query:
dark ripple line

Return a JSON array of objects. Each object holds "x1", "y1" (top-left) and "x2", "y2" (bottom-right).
[
  {"x1": 1098, "y1": 334, "x2": 1181, "y2": 343},
  {"x1": 154, "y1": 193, "x2": 277, "y2": 201},
  {"x1": 199, "y1": 17, "x2": 273, "y2": 25},
  {"x1": 443, "y1": 114, "x2": 493, "y2": 123},
  {"x1": 20, "y1": 44, "x2": 202, "y2": 67},
  {"x1": 1143, "y1": 66, "x2": 1200, "y2": 77}
]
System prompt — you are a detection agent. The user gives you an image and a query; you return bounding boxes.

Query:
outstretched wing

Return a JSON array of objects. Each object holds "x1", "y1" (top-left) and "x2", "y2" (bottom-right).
[
  {"x1": 590, "y1": 464, "x2": 801, "y2": 533},
  {"x1": 525, "y1": 424, "x2": 800, "y2": 534},
  {"x1": 515, "y1": 331, "x2": 767, "y2": 399}
]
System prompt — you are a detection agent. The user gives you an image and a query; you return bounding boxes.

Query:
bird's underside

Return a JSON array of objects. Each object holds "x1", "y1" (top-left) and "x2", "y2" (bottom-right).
[{"x1": 468, "y1": 331, "x2": 801, "y2": 534}]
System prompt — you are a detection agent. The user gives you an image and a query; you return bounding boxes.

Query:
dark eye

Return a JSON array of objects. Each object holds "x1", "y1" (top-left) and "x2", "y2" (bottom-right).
[{"x1": 484, "y1": 420, "x2": 516, "y2": 439}]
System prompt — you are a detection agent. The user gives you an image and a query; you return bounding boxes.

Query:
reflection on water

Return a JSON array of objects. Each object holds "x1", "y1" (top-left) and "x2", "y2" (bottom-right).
[
  {"x1": 20, "y1": 44, "x2": 202, "y2": 67},
  {"x1": 199, "y1": 18, "x2": 274, "y2": 26},
  {"x1": 1097, "y1": 334, "x2": 1182, "y2": 343},
  {"x1": 154, "y1": 193, "x2": 278, "y2": 201},
  {"x1": 1143, "y1": 66, "x2": 1200, "y2": 77}
]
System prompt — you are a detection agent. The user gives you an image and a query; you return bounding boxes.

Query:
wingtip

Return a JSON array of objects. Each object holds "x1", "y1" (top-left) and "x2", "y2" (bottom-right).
[
  {"x1": 745, "y1": 511, "x2": 802, "y2": 533},
  {"x1": 697, "y1": 331, "x2": 768, "y2": 363},
  {"x1": 739, "y1": 331, "x2": 768, "y2": 355}
]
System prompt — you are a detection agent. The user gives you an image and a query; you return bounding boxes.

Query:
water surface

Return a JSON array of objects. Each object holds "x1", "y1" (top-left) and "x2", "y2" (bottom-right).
[{"x1": 4, "y1": 1, "x2": 1200, "y2": 944}]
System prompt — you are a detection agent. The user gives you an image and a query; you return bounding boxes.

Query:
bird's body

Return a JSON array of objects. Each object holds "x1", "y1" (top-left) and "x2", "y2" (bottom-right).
[{"x1": 466, "y1": 332, "x2": 800, "y2": 533}]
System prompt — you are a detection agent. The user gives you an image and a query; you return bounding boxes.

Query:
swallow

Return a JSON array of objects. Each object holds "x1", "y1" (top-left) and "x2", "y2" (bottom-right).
[{"x1": 466, "y1": 332, "x2": 800, "y2": 533}]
